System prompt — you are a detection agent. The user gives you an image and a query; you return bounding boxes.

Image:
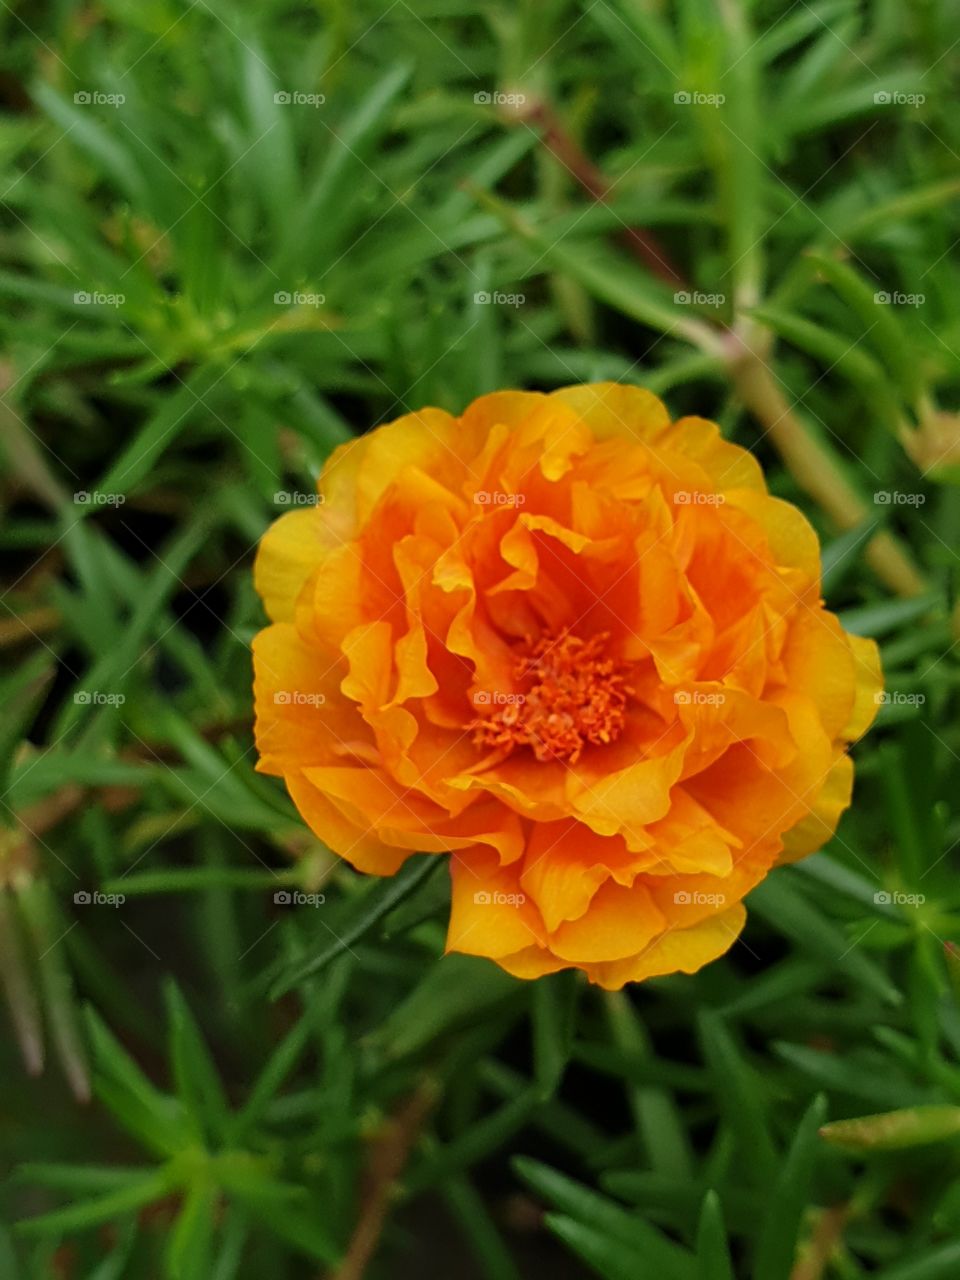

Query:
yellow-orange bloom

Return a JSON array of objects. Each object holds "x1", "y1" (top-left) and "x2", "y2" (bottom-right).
[{"x1": 253, "y1": 384, "x2": 881, "y2": 988}]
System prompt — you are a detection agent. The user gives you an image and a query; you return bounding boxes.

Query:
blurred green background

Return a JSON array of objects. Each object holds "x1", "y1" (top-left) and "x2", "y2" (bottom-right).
[{"x1": 2, "y1": 1, "x2": 960, "y2": 1276}]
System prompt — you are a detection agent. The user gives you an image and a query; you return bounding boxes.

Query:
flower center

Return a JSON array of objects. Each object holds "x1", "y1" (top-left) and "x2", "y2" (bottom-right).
[{"x1": 470, "y1": 629, "x2": 632, "y2": 764}]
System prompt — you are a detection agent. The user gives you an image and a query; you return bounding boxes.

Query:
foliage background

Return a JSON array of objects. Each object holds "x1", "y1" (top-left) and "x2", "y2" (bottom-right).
[{"x1": 2, "y1": 0, "x2": 960, "y2": 1276}]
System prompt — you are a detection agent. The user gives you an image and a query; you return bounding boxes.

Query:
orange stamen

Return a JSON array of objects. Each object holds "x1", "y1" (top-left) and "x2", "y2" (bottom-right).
[{"x1": 470, "y1": 629, "x2": 632, "y2": 764}]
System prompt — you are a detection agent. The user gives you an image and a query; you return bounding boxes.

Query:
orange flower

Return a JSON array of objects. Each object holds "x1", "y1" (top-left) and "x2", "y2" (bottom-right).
[{"x1": 253, "y1": 384, "x2": 881, "y2": 988}]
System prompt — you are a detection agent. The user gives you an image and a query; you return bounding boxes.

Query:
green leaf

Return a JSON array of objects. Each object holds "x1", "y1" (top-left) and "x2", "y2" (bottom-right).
[
  {"x1": 0, "y1": 651, "x2": 54, "y2": 793},
  {"x1": 532, "y1": 970, "x2": 579, "y2": 1098},
  {"x1": 820, "y1": 1105, "x2": 960, "y2": 1151},
  {"x1": 604, "y1": 990, "x2": 693, "y2": 1179},
  {"x1": 93, "y1": 365, "x2": 223, "y2": 500},
  {"x1": 838, "y1": 594, "x2": 940, "y2": 639},
  {"x1": 472, "y1": 187, "x2": 722, "y2": 355},
  {"x1": 544, "y1": 1213, "x2": 691, "y2": 1280},
  {"x1": 513, "y1": 1158, "x2": 695, "y2": 1279},
  {"x1": 443, "y1": 1173, "x2": 522, "y2": 1280},
  {"x1": 228, "y1": 1190, "x2": 340, "y2": 1265},
  {"x1": 371, "y1": 951, "x2": 521, "y2": 1060},
  {"x1": 276, "y1": 65, "x2": 411, "y2": 275},
  {"x1": 696, "y1": 1191, "x2": 735, "y2": 1280},
  {"x1": 804, "y1": 248, "x2": 923, "y2": 402},
  {"x1": 0, "y1": 1226, "x2": 23, "y2": 1280},
  {"x1": 699, "y1": 1013, "x2": 777, "y2": 1186},
  {"x1": 238, "y1": 38, "x2": 298, "y2": 238},
  {"x1": 750, "y1": 304, "x2": 896, "y2": 425},
  {"x1": 748, "y1": 873, "x2": 901, "y2": 1005},
  {"x1": 773, "y1": 1043, "x2": 932, "y2": 1108},
  {"x1": 874, "y1": 1241, "x2": 960, "y2": 1280},
  {"x1": 166, "y1": 1175, "x2": 217, "y2": 1280},
  {"x1": 84, "y1": 1007, "x2": 191, "y2": 1156},
  {"x1": 16, "y1": 1167, "x2": 176, "y2": 1237},
  {"x1": 165, "y1": 981, "x2": 231, "y2": 1144},
  {"x1": 32, "y1": 81, "x2": 148, "y2": 207},
  {"x1": 407, "y1": 1088, "x2": 536, "y2": 1195},
  {"x1": 17, "y1": 1163, "x2": 154, "y2": 1193},
  {"x1": 752, "y1": 1094, "x2": 826, "y2": 1280},
  {"x1": 228, "y1": 1008, "x2": 317, "y2": 1141},
  {"x1": 271, "y1": 854, "x2": 442, "y2": 995}
]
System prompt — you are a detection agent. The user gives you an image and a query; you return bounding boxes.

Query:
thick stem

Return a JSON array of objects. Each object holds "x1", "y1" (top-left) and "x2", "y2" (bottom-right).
[
  {"x1": 520, "y1": 101, "x2": 686, "y2": 286},
  {"x1": 329, "y1": 1078, "x2": 438, "y2": 1280},
  {"x1": 790, "y1": 1204, "x2": 850, "y2": 1280},
  {"x1": 731, "y1": 345, "x2": 927, "y2": 598}
]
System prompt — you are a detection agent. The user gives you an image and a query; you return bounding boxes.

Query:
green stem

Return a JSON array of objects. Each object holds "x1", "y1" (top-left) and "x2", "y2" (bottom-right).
[{"x1": 729, "y1": 338, "x2": 927, "y2": 598}]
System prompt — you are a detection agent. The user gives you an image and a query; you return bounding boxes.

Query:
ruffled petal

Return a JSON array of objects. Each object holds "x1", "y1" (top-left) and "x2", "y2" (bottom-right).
[
  {"x1": 254, "y1": 506, "x2": 329, "y2": 624},
  {"x1": 586, "y1": 904, "x2": 747, "y2": 989},
  {"x1": 446, "y1": 849, "x2": 547, "y2": 958}
]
